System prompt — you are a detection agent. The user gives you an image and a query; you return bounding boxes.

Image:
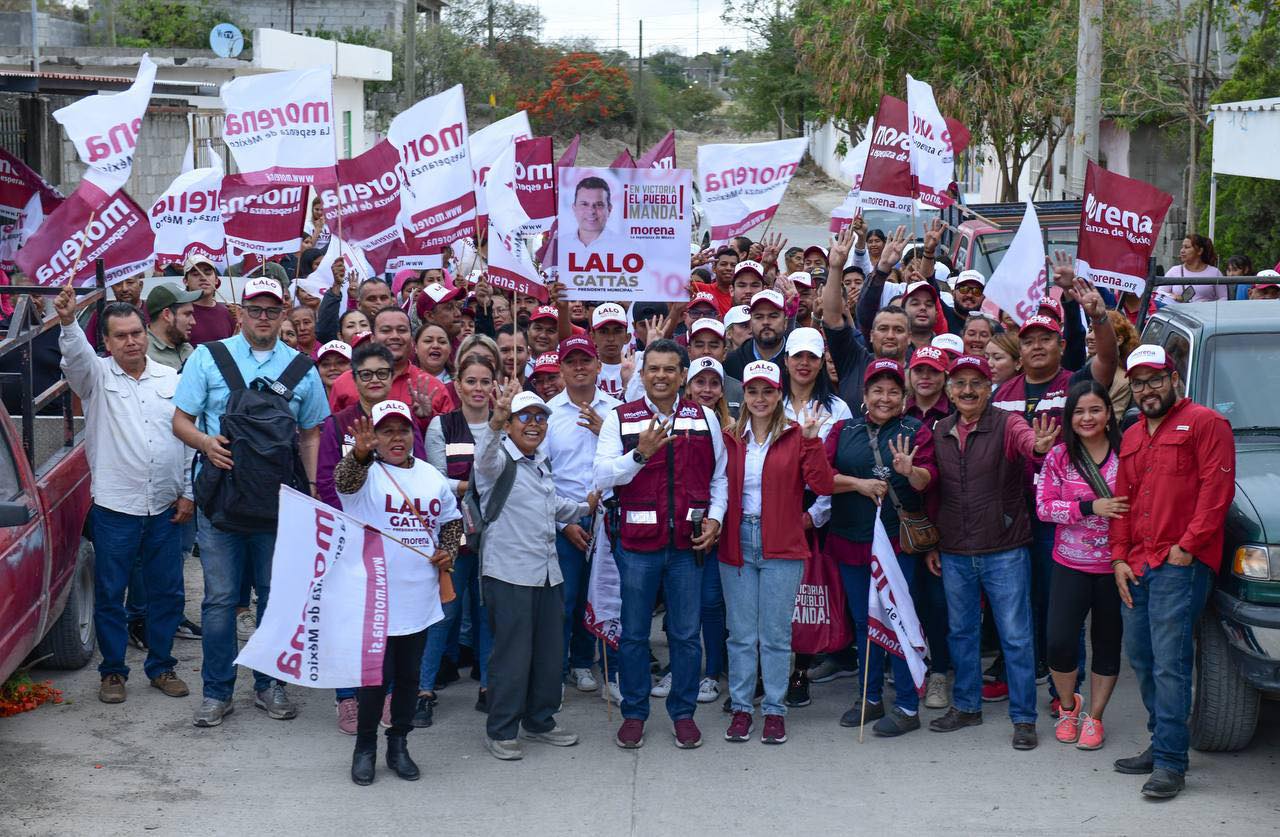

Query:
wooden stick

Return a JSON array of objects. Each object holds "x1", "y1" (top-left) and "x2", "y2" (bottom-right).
[
  {"x1": 858, "y1": 627, "x2": 873, "y2": 743},
  {"x1": 601, "y1": 638, "x2": 613, "y2": 722},
  {"x1": 511, "y1": 288, "x2": 518, "y2": 382},
  {"x1": 375, "y1": 460, "x2": 457, "y2": 604}
]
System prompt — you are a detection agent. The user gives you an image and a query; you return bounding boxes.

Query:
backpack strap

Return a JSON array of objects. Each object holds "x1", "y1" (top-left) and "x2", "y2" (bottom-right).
[
  {"x1": 276, "y1": 352, "x2": 315, "y2": 393},
  {"x1": 481, "y1": 454, "x2": 519, "y2": 524},
  {"x1": 206, "y1": 341, "x2": 247, "y2": 392}
]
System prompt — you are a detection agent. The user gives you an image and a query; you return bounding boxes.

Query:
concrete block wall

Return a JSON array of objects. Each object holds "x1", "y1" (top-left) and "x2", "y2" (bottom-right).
[
  {"x1": 0, "y1": 12, "x2": 89, "y2": 48},
  {"x1": 57, "y1": 108, "x2": 191, "y2": 209},
  {"x1": 224, "y1": 1, "x2": 403, "y2": 36}
]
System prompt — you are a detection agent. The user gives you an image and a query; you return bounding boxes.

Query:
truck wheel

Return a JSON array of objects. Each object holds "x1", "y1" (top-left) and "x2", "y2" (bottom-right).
[
  {"x1": 33, "y1": 537, "x2": 96, "y2": 670},
  {"x1": 1190, "y1": 610, "x2": 1260, "y2": 752}
]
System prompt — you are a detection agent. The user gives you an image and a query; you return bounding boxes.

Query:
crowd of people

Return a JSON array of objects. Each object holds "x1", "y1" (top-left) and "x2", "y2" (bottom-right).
[{"x1": 55, "y1": 209, "x2": 1259, "y2": 798}]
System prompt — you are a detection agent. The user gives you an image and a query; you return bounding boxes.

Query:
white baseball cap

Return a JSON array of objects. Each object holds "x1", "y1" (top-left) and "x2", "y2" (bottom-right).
[
  {"x1": 786, "y1": 326, "x2": 825, "y2": 358},
  {"x1": 734, "y1": 260, "x2": 766, "y2": 279},
  {"x1": 242, "y1": 276, "x2": 284, "y2": 303},
  {"x1": 510, "y1": 391, "x2": 551, "y2": 415},
  {"x1": 591, "y1": 303, "x2": 628, "y2": 330},
  {"x1": 723, "y1": 305, "x2": 751, "y2": 328},
  {"x1": 1126, "y1": 344, "x2": 1172, "y2": 375},
  {"x1": 689, "y1": 318, "x2": 726, "y2": 339},
  {"x1": 954, "y1": 269, "x2": 986, "y2": 289},
  {"x1": 748, "y1": 289, "x2": 785, "y2": 312},
  {"x1": 371, "y1": 399, "x2": 413, "y2": 427},
  {"x1": 687, "y1": 355, "x2": 725, "y2": 383},
  {"x1": 789, "y1": 271, "x2": 814, "y2": 288},
  {"x1": 317, "y1": 340, "x2": 351, "y2": 361},
  {"x1": 931, "y1": 333, "x2": 965, "y2": 357},
  {"x1": 742, "y1": 359, "x2": 782, "y2": 388}
]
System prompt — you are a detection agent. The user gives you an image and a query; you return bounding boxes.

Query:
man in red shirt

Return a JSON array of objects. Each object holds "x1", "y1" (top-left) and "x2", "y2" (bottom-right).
[
  {"x1": 691, "y1": 246, "x2": 739, "y2": 316},
  {"x1": 328, "y1": 307, "x2": 452, "y2": 425},
  {"x1": 1110, "y1": 345, "x2": 1235, "y2": 799}
]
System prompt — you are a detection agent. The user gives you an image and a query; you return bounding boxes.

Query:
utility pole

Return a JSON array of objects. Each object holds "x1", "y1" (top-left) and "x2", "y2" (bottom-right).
[
  {"x1": 29, "y1": 0, "x2": 39, "y2": 73},
  {"x1": 1068, "y1": 0, "x2": 1103, "y2": 197},
  {"x1": 695, "y1": 0, "x2": 699, "y2": 56},
  {"x1": 488, "y1": 0, "x2": 495, "y2": 49},
  {"x1": 404, "y1": 0, "x2": 417, "y2": 108},
  {"x1": 636, "y1": 20, "x2": 643, "y2": 154},
  {"x1": 104, "y1": 0, "x2": 117, "y2": 48}
]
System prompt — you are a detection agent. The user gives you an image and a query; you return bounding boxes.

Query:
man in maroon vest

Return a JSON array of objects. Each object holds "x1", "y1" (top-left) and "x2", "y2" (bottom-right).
[{"x1": 594, "y1": 339, "x2": 727, "y2": 750}]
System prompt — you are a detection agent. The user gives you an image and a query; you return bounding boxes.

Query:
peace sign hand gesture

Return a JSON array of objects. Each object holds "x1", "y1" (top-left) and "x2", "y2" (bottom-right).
[
  {"x1": 636, "y1": 416, "x2": 675, "y2": 459},
  {"x1": 1032, "y1": 413, "x2": 1061, "y2": 455},
  {"x1": 348, "y1": 416, "x2": 378, "y2": 463},
  {"x1": 489, "y1": 378, "x2": 522, "y2": 430},
  {"x1": 889, "y1": 433, "x2": 918, "y2": 477},
  {"x1": 876, "y1": 225, "x2": 909, "y2": 273},
  {"x1": 760, "y1": 231, "x2": 788, "y2": 268}
]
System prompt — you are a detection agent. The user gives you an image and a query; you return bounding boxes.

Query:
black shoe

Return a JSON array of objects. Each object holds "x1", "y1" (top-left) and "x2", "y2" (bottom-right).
[
  {"x1": 839, "y1": 700, "x2": 885, "y2": 728},
  {"x1": 722, "y1": 694, "x2": 732, "y2": 714},
  {"x1": 351, "y1": 746, "x2": 376, "y2": 786},
  {"x1": 174, "y1": 618, "x2": 202, "y2": 640},
  {"x1": 1114, "y1": 747, "x2": 1155, "y2": 775},
  {"x1": 1034, "y1": 660, "x2": 1050, "y2": 685},
  {"x1": 471, "y1": 665, "x2": 481, "y2": 682},
  {"x1": 457, "y1": 645, "x2": 476, "y2": 670},
  {"x1": 385, "y1": 736, "x2": 420, "y2": 781},
  {"x1": 1012, "y1": 723, "x2": 1038, "y2": 750},
  {"x1": 873, "y1": 706, "x2": 922, "y2": 737},
  {"x1": 127, "y1": 619, "x2": 148, "y2": 650},
  {"x1": 785, "y1": 671, "x2": 811, "y2": 708},
  {"x1": 650, "y1": 651, "x2": 661, "y2": 673},
  {"x1": 929, "y1": 706, "x2": 983, "y2": 732},
  {"x1": 475, "y1": 687, "x2": 488, "y2": 714},
  {"x1": 411, "y1": 695, "x2": 436, "y2": 728},
  {"x1": 982, "y1": 654, "x2": 1004, "y2": 683},
  {"x1": 436, "y1": 657, "x2": 460, "y2": 689},
  {"x1": 1141, "y1": 768, "x2": 1185, "y2": 799}
]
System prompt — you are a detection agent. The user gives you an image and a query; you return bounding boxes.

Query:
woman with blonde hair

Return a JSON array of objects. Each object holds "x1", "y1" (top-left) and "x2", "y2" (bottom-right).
[{"x1": 985, "y1": 332, "x2": 1022, "y2": 386}]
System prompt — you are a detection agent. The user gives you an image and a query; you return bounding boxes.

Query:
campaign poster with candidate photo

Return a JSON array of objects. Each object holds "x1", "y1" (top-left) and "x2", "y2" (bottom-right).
[{"x1": 556, "y1": 166, "x2": 692, "y2": 302}]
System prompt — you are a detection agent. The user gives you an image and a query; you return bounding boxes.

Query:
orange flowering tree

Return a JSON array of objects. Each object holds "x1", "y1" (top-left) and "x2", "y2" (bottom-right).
[{"x1": 519, "y1": 52, "x2": 633, "y2": 134}]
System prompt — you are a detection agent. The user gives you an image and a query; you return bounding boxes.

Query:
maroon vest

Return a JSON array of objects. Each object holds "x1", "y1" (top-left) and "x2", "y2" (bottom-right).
[
  {"x1": 992, "y1": 367, "x2": 1075, "y2": 425},
  {"x1": 439, "y1": 410, "x2": 476, "y2": 481},
  {"x1": 933, "y1": 406, "x2": 1032, "y2": 555},
  {"x1": 614, "y1": 397, "x2": 715, "y2": 552}
]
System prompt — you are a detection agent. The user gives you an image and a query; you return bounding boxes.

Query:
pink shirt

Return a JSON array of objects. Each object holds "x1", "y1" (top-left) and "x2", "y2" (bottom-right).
[{"x1": 1034, "y1": 444, "x2": 1119, "y2": 574}]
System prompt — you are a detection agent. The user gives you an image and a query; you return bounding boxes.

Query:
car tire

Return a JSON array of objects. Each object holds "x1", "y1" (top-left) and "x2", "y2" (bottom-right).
[
  {"x1": 1190, "y1": 609, "x2": 1261, "y2": 753},
  {"x1": 32, "y1": 537, "x2": 96, "y2": 670}
]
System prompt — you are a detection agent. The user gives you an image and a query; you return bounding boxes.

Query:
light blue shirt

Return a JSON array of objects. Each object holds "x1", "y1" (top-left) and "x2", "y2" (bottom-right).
[{"x1": 172, "y1": 333, "x2": 331, "y2": 438}]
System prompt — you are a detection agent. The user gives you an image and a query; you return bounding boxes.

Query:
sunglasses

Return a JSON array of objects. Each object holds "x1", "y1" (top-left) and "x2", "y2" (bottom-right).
[
  {"x1": 244, "y1": 305, "x2": 284, "y2": 320},
  {"x1": 514, "y1": 412, "x2": 548, "y2": 425}
]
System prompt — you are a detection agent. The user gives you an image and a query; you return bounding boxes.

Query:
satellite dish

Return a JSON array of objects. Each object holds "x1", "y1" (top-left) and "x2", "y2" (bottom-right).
[{"x1": 209, "y1": 23, "x2": 245, "y2": 59}]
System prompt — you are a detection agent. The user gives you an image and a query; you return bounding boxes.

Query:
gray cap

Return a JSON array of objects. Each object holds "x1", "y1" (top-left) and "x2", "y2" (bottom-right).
[{"x1": 146, "y1": 283, "x2": 204, "y2": 318}]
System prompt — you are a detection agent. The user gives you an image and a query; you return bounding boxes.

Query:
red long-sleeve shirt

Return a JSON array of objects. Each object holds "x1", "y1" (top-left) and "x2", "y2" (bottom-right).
[{"x1": 1110, "y1": 398, "x2": 1236, "y2": 575}]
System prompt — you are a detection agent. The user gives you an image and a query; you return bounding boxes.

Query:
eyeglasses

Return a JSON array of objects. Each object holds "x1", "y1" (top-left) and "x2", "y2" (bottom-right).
[
  {"x1": 355, "y1": 368, "x2": 393, "y2": 382},
  {"x1": 948, "y1": 379, "x2": 990, "y2": 391},
  {"x1": 244, "y1": 305, "x2": 284, "y2": 320},
  {"x1": 1130, "y1": 373, "x2": 1170, "y2": 393},
  {"x1": 514, "y1": 412, "x2": 548, "y2": 425}
]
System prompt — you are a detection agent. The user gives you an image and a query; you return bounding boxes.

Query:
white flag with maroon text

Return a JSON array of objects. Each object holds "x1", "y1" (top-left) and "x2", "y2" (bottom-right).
[
  {"x1": 388, "y1": 85, "x2": 477, "y2": 248},
  {"x1": 220, "y1": 68, "x2": 337, "y2": 186},
  {"x1": 150, "y1": 162, "x2": 226, "y2": 270},
  {"x1": 981, "y1": 201, "x2": 1048, "y2": 325},
  {"x1": 867, "y1": 514, "x2": 927, "y2": 694},
  {"x1": 485, "y1": 141, "x2": 546, "y2": 300}
]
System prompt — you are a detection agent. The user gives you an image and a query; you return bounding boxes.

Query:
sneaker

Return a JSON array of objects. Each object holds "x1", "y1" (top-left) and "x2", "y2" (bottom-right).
[
  {"x1": 873, "y1": 706, "x2": 921, "y2": 737},
  {"x1": 99, "y1": 673, "x2": 126, "y2": 704},
  {"x1": 928, "y1": 706, "x2": 983, "y2": 733},
  {"x1": 235, "y1": 610, "x2": 256, "y2": 642},
  {"x1": 806, "y1": 657, "x2": 858, "y2": 683},
  {"x1": 1054, "y1": 693, "x2": 1082, "y2": 743},
  {"x1": 485, "y1": 736, "x2": 523, "y2": 761},
  {"x1": 924, "y1": 672, "x2": 949, "y2": 709},
  {"x1": 570, "y1": 667, "x2": 599, "y2": 692},
  {"x1": 1049, "y1": 696, "x2": 1062, "y2": 719},
  {"x1": 839, "y1": 699, "x2": 884, "y2": 728},
  {"x1": 412, "y1": 694, "x2": 435, "y2": 728},
  {"x1": 336, "y1": 697, "x2": 359, "y2": 735},
  {"x1": 650, "y1": 672, "x2": 672, "y2": 698},
  {"x1": 519, "y1": 725, "x2": 579, "y2": 746},
  {"x1": 785, "y1": 670, "x2": 811, "y2": 708},
  {"x1": 981, "y1": 681, "x2": 1009, "y2": 702},
  {"x1": 1034, "y1": 661, "x2": 1051, "y2": 685},
  {"x1": 1012, "y1": 723, "x2": 1039, "y2": 750},
  {"x1": 761, "y1": 714, "x2": 787, "y2": 744},
  {"x1": 673, "y1": 718, "x2": 702, "y2": 749},
  {"x1": 436, "y1": 657, "x2": 460, "y2": 690},
  {"x1": 724, "y1": 711, "x2": 753, "y2": 742},
  {"x1": 173, "y1": 618, "x2": 202, "y2": 640},
  {"x1": 1076, "y1": 714, "x2": 1105, "y2": 750},
  {"x1": 475, "y1": 688, "x2": 488, "y2": 714},
  {"x1": 193, "y1": 697, "x2": 234, "y2": 727},
  {"x1": 982, "y1": 655, "x2": 1004, "y2": 682},
  {"x1": 127, "y1": 619, "x2": 147, "y2": 651},
  {"x1": 254, "y1": 683, "x2": 298, "y2": 720},
  {"x1": 379, "y1": 693, "x2": 392, "y2": 728},
  {"x1": 696, "y1": 676, "x2": 720, "y2": 703},
  {"x1": 149, "y1": 671, "x2": 190, "y2": 697},
  {"x1": 616, "y1": 718, "x2": 644, "y2": 749},
  {"x1": 602, "y1": 678, "x2": 621, "y2": 704}
]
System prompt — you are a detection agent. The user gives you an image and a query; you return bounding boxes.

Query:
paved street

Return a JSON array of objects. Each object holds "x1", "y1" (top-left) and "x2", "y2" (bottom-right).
[{"x1": 2, "y1": 560, "x2": 1278, "y2": 837}]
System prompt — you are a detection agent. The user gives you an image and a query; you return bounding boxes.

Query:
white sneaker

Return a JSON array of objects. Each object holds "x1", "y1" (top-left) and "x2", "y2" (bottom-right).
[
  {"x1": 696, "y1": 676, "x2": 720, "y2": 703},
  {"x1": 924, "y1": 672, "x2": 950, "y2": 709},
  {"x1": 602, "y1": 678, "x2": 621, "y2": 704},
  {"x1": 650, "y1": 672, "x2": 672, "y2": 698},
  {"x1": 235, "y1": 609, "x2": 257, "y2": 642},
  {"x1": 570, "y1": 667, "x2": 599, "y2": 692}
]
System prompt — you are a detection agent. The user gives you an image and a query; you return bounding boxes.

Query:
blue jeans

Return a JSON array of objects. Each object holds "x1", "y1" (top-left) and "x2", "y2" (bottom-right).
[
  {"x1": 125, "y1": 520, "x2": 195, "y2": 622},
  {"x1": 91, "y1": 504, "x2": 184, "y2": 681},
  {"x1": 616, "y1": 544, "x2": 700, "y2": 722},
  {"x1": 941, "y1": 547, "x2": 1037, "y2": 724},
  {"x1": 196, "y1": 510, "x2": 277, "y2": 701},
  {"x1": 701, "y1": 549, "x2": 726, "y2": 679},
  {"x1": 720, "y1": 518, "x2": 804, "y2": 716},
  {"x1": 421, "y1": 547, "x2": 491, "y2": 690},
  {"x1": 556, "y1": 517, "x2": 603, "y2": 674},
  {"x1": 840, "y1": 553, "x2": 920, "y2": 713},
  {"x1": 1122, "y1": 560, "x2": 1213, "y2": 774}
]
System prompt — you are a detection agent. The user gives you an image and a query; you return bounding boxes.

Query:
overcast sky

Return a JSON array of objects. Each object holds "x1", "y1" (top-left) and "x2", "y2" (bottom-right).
[{"x1": 531, "y1": 0, "x2": 757, "y2": 56}]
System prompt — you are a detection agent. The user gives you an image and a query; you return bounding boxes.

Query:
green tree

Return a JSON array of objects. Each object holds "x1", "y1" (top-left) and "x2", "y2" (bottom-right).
[
  {"x1": 102, "y1": 0, "x2": 237, "y2": 48},
  {"x1": 722, "y1": 1, "x2": 816, "y2": 137}
]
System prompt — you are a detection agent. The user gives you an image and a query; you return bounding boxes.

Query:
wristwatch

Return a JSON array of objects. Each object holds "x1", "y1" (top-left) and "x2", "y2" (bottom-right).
[{"x1": 632, "y1": 450, "x2": 648, "y2": 465}]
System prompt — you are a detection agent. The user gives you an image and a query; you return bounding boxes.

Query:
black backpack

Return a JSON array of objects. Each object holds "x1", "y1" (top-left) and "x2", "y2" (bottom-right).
[{"x1": 193, "y1": 341, "x2": 315, "y2": 534}]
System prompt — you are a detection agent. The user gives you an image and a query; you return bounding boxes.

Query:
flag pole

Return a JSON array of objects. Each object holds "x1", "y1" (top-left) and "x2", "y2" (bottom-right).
[
  {"x1": 600, "y1": 638, "x2": 613, "y2": 722},
  {"x1": 858, "y1": 631, "x2": 872, "y2": 743},
  {"x1": 511, "y1": 288, "x2": 518, "y2": 382}
]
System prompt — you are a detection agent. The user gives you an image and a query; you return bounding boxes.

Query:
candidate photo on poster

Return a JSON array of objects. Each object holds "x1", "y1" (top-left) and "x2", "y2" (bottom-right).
[{"x1": 568, "y1": 172, "x2": 626, "y2": 253}]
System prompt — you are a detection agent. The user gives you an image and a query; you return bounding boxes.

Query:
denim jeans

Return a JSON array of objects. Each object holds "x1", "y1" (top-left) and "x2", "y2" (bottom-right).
[
  {"x1": 125, "y1": 520, "x2": 195, "y2": 622},
  {"x1": 701, "y1": 549, "x2": 726, "y2": 679},
  {"x1": 941, "y1": 547, "x2": 1037, "y2": 724},
  {"x1": 1122, "y1": 560, "x2": 1213, "y2": 774},
  {"x1": 841, "y1": 553, "x2": 920, "y2": 713},
  {"x1": 616, "y1": 544, "x2": 700, "y2": 722},
  {"x1": 720, "y1": 518, "x2": 804, "y2": 716},
  {"x1": 556, "y1": 516, "x2": 603, "y2": 674},
  {"x1": 421, "y1": 547, "x2": 491, "y2": 690},
  {"x1": 91, "y1": 504, "x2": 184, "y2": 681},
  {"x1": 196, "y1": 510, "x2": 277, "y2": 701}
]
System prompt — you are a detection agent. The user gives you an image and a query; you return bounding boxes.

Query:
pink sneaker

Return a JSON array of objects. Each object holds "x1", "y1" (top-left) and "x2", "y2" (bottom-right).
[
  {"x1": 673, "y1": 718, "x2": 703, "y2": 749},
  {"x1": 1076, "y1": 714, "x2": 1105, "y2": 750},
  {"x1": 761, "y1": 714, "x2": 787, "y2": 745},
  {"x1": 379, "y1": 693, "x2": 392, "y2": 729},
  {"x1": 1054, "y1": 693, "x2": 1082, "y2": 743},
  {"x1": 724, "y1": 711, "x2": 752, "y2": 742},
  {"x1": 336, "y1": 697, "x2": 358, "y2": 735}
]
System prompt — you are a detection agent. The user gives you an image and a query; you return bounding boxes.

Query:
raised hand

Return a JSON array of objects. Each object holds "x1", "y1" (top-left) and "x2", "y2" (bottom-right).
[
  {"x1": 828, "y1": 224, "x2": 855, "y2": 272},
  {"x1": 774, "y1": 273, "x2": 798, "y2": 308},
  {"x1": 1032, "y1": 413, "x2": 1060, "y2": 455},
  {"x1": 545, "y1": 279, "x2": 566, "y2": 306},
  {"x1": 578, "y1": 403, "x2": 604, "y2": 436},
  {"x1": 620, "y1": 345, "x2": 637, "y2": 386},
  {"x1": 635, "y1": 416, "x2": 675, "y2": 459},
  {"x1": 54, "y1": 282, "x2": 77, "y2": 326},
  {"x1": 472, "y1": 274, "x2": 493, "y2": 308},
  {"x1": 760, "y1": 232, "x2": 788, "y2": 268},
  {"x1": 798, "y1": 406, "x2": 822, "y2": 439},
  {"x1": 489, "y1": 378, "x2": 521, "y2": 430},
  {"x1": 644, "y1": 313, "x2": 671, "y2": 343},
  {"x1": 1068, "y1": 275, "x2": 1105, "y2": 319},
  {"x1": 348, "y1": 416, "x2": 378, "y2": 462},
  {"x1": 1050, "y1": 250, "x2": 1076, "y2": 291},
  {"x1": 407, "y1": 377, "x2": 434, "y2": 421},
  {"x1": 889, "y1": 433, "x2": 918, "y2": 477},
  {"x1": 877, "y1": 225, "x2": 909, "y2": 272},
  {"x1": 922, "y1": 218, "x2": 943, "y2": 255},
  {"x1": 850, "y1": 212, "x2": 867, "y2": 248}
]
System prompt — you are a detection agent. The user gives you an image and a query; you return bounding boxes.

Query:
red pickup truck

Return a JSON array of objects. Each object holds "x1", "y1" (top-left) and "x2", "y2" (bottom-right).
[{"x1": 0, "y1": 291, "x2": 95, "y2": 683}]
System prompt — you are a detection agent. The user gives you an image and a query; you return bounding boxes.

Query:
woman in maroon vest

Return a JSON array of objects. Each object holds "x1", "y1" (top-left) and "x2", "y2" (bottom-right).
[
  {"x1": 418, "y1": 353, "x2": 497, "y2": 726},
  {"x1": 719, "y1": 361, "x2": 833, "y2": 746}
]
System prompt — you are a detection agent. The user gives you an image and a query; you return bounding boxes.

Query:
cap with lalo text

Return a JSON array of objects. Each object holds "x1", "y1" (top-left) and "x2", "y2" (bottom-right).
[
  {"x1": 734, "y1": 260, "x2": 766, "y2": 280},
  {"x1": 371, "y1": 399, "x2": 413, "y2": 427},
  {"x1": 530, "y1": 305, "x2": 559, "y2": 323},
  {"x1": 591, "y1": 302, "x2": 627, "y2": 330},
  {"x1": 317, "y1": 340, "x2": 352, "y2": 361},
  {"x1": 742, "y1": 359, "x2": 781, "y2": 388},
  {"x1": 532, "y1": 353, "x2": 560, "y2": 375},
  {"x1": 242, "y1": 276, "x2": 284, "y2": 303},
  {"x1": 1018, "y1": 314, "x2": 1062, "y2": 337},
  {"x1": 909, "y1": 345, "x2": 950, "y2": 373}
]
